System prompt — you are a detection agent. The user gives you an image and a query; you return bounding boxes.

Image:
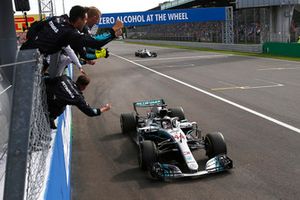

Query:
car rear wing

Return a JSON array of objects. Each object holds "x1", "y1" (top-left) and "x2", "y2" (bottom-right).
[{"x1": 133, "y1": 99, "x2": 166, "y2": 113}]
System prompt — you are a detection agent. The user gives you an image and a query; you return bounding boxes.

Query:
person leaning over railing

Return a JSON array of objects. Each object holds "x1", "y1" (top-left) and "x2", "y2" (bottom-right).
[
  {"x1": 20, "y1": 5, "x2": 123, "y2": 71},
  {"x1": 80, "y1": 6, "x2": 123, "y2": 64},
  {"x1": 45, "y1": 74, "x2": 111, "y2": 129}
]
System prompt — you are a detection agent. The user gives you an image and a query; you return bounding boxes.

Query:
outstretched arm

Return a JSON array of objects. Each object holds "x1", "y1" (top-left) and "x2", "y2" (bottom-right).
[{"x1": 76, "y1": 97, "x2": 111, "y2": 117}]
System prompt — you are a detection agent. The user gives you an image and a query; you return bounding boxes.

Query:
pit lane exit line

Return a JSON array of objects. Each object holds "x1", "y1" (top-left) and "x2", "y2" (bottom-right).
[{"x1": 112, "y1": 53, "x2": 300, "y2": 135}]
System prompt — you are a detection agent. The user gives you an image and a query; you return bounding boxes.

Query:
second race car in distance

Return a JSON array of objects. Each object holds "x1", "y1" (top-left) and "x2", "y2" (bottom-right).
[{"x1": 135, "y1": 49, "x2": 157, "y2": 58}]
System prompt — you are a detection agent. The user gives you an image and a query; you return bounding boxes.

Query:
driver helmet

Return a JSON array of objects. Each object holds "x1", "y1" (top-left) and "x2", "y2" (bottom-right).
[
  {"x1": 159, "y1": 108, "x2": 168, "y2": 118},
  {"x1": 162, "y1": 116, "x2": 172, "y2": 129}
]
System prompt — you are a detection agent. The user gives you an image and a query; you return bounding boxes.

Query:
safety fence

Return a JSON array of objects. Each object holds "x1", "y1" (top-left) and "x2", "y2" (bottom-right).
[
  {"x1": 126, "y1": 9, "x2": 267, "y2": 44},
  {"x1": 127, "y1": 21, "x2": 224, "y2": 43},
  {"x1": 126, "y1": 39, "x2": 263, "y2": 53},
  {"x1": 0, "y1": 61, "x2": 12, "y2": 200},
  {"x1": 25, "y1": 55, "x2": 52, "y2": 200},
  {"x1": 126, "y1": 4, "x2": 300, "y2": 44},
  {"x1": 0, "y1": 50, "x2": 72, "y2": 200}
]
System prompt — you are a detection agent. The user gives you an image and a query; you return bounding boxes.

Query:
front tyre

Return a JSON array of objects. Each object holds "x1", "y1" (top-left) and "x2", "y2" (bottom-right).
[
  {"x1": 120, "y1": 113, "x2": 136, "y2": 134},
  {"x1": 138, "y1": 140, "x2": 158, "y2": 170},
  {"x1": 205, "y1": 132, "x2": 227, "y2": 158}
]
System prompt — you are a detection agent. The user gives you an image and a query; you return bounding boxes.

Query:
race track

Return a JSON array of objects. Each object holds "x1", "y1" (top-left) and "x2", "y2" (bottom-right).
[{"x1": 71, "y1": 41, "x2": 300, "y2": 200}]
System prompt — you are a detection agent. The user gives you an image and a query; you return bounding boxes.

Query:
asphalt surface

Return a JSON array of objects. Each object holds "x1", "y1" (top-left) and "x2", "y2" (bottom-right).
[{"x1": 71, "y1": 41, "x2": 300, "y2": 200}]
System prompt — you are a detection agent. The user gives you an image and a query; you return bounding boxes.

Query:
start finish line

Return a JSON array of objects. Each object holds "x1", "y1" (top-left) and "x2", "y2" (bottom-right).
[{"x1": 98, "y1": 7, "x2": 226, "y2": 28}]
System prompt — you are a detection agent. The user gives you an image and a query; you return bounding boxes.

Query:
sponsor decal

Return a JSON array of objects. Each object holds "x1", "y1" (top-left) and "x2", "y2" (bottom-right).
[
  {"x1": 61, "y1": 81, "x2": 75, "y2": 99},
  {"x1": 49, "y1": 21, "x2": 59, "y2": 33},
  {"x1": 186, "y1": 156, "x2": 193, "y2": 161},
  {"x1": 135, "y1": 99, "x2": 163, "y2": 107}
]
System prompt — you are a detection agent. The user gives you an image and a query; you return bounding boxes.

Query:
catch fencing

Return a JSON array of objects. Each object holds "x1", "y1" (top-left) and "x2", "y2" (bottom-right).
[
  {"x1": 126, "y1": 3, "x2": 300, "y2": 44},
  {"x1": 1, "y1": 50, "x2": 52, "y2": 200}
]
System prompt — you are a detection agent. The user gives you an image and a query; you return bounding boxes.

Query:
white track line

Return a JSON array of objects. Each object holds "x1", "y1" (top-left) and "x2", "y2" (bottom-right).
[
  {"x1": 212, "y1": 79, "x2": 284, "y2": 91},
  {"x1": 112, "y1": 53, "x2": 300, "y2": 134},
  {"x1": 258, "y1": 67, "x2": 300, "y2": 71},
  {"x1": 211, "y1": 84, "x2": 283, "y2": 91},
  {"x1": 165, "y1": 64, "x2": 195, "y2": 68},
  {"x1": 133, "y1": 54, "x2": 231, "y2": 62}
]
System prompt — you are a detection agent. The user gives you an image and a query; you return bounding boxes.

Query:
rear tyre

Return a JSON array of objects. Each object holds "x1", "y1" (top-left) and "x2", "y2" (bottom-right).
[
  {"x1": 205, "y1": 132, "x2": 227, "y2": 158},
  {"x1": 138, "y1": 140, "x2": 158, "y2": 170},
  {"x1": 152, "y1": 52, "x2": 157, "y2": 57},
  {"x1": 168, "y1": 107, "x2": 185, "y2": 121},
  {"x1": 120, "y1": 113, "x2": 136, "y2": 134}
]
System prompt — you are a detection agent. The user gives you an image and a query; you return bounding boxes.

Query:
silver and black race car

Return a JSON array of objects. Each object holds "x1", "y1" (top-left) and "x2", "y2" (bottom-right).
[
  {"x1": 120, "y1": 99, "x2": 233, "y2": 180},
  {"x1": 135, "y1": 49, "x2": 157, "y2": 58}
]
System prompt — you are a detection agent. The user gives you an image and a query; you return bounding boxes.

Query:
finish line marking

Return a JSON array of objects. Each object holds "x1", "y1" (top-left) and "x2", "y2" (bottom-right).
[{"x1": 112, "y1": 53, "x2": 300, "y2": 134}]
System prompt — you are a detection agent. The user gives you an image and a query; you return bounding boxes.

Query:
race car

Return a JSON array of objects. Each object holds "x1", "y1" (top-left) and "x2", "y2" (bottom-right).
[
  {"x1": 135, "y1": 49, "x2": 157, "y2": 58},
  {"x1": 120, "y1": 99, "x2": 233, "y2": 180}
]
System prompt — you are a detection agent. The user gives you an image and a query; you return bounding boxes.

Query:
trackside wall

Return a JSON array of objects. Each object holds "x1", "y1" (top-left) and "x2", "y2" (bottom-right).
[
  {"x1": 44, "y1": 106, "x2": 72, "y2": 200},
  {"x1": 125, "y1": 39, "x2": 263, "y2": 53},
  {"x1": 263, "y1": 42, "x2": 300, "y2": 57},
  {"x1": 42, "y1": 66, "x2": 73, "y2": 200}
]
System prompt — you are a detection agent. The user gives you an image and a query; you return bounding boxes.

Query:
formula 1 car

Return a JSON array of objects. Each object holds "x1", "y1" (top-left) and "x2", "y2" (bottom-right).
[
  {"x1": 135, "y1": 49, "x2": 157, "y2": 58},
  {"x1": 120, "y1": 99, "x2": 233, "y2": 180}
]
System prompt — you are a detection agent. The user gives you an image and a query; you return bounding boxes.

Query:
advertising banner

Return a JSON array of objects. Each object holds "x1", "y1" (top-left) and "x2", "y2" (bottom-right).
[
  {"x1": 99, "y1": 7, "x2": 226, "y2": 28},
  {"x1": 14, "y1": 14, "x2": 44, "y2": 32}
]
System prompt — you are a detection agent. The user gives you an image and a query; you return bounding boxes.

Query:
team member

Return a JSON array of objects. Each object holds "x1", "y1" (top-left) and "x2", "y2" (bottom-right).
[
  {"x1": 83, "y1": 6, "x2": 101, "y2": 35},
  {"x1": 81, "y1": 6, "x2": 123, "y2": 61},
  {"x1": 45, "y1": 75, "x2": 111, "y2": 129},
  {"x1": 21, "y1": 5, "x2": 123, "y2": 60}
]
